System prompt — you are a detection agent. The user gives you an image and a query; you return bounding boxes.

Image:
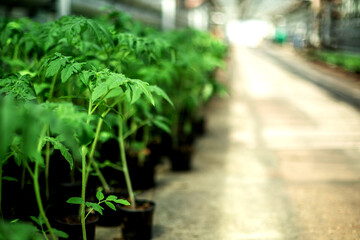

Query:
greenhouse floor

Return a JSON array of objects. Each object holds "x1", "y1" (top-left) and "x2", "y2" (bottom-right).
[{"x1": 96, "y1": 45, "x2": 360, "y2": 240}]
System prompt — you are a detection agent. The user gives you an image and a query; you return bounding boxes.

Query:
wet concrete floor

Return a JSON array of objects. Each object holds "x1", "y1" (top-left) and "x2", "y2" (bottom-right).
[{"x1": 96, "y1": 46, "x2": 360, "y2": 240}]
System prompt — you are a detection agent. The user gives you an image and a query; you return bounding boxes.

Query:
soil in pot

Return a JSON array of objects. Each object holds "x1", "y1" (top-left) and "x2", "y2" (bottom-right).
[
  {"x1": 170, "y1": 145, "x2": 194, "y2": 171},
  {"x1": 55, "y1": 215, "x2": 99, "y2": 240},
  {"x1": 118, "y1": 200, "x2": 155, "y2": 240}
]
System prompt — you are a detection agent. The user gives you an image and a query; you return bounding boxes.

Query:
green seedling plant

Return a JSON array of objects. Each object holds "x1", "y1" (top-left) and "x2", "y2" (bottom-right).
[
  {"x1": 157, "y1": 28, "x2": 227, "y2": 147},
  {"x1": 116, "y1": 105, "x2": 168, "y2": 209},
  {"x1": 66, "y1": 189, "x2": 130, "y2": 220},
  {"x1": 0, "y1": 99, "x2": 91, "y2": 240},
  {"x1": 0, "y1": 72, "x2": 95, "y2": 240},
  {"x1": 0, "y1": 12, "x2": 227, "y2": 240},
  {"x1": 40, "y1": 52, "x2": 170, "y2": 239}
]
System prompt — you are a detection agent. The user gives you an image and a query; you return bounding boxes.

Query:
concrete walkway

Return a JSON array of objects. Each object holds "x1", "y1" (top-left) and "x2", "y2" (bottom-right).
[{"x1": 97, "y1": 46, "x2": 360, "y2": 240}]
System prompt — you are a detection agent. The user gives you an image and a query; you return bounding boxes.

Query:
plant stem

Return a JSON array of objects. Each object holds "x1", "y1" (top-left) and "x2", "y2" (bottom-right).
[
  {"x1": 85, "y1": 99, "x2": 122, "y2": 191},
  {"x1": 33, "y1": 161, "x2": 56, "y2": 240},
  {"x1": 31, "y1": 125, "x2": 56, "y2": 240},
  {"x1": 48, "y1": 73, "x2": 58, "y2": 101},
  {"x1": 13, "y1": 45, "x2": 19, "y2": 60},
  {"x1": 91, "y1": 161, "x2": 110, "y2": 192},
  {"x1": 80, "y1": 145, "x2": 87, "y2": 240},
  {"x1": 45, "y1": 129, "x2": 50, "y2": 200},
  {"x1": 0, "y1": 161, "x2": 3, "y2": 218},
  {"x1": 118, "y1": 107, "x2": 136, "y2": 209},
  {"x1": 84, "y1": 118, "x2": 111, "y2": 192},
  {"x1": 79, "y1": 95, "x2": 93, "y2": 240},
  {"x1": 42, "y1": 229, "x2": 49, "y2": 240}
]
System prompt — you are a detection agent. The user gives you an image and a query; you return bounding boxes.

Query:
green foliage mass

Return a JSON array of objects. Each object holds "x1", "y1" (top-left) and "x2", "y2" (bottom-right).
[
  {"x1": 0, "y1": 10, "x2": 227, "y2": 240},
  {"x1": 313, "y1": 50, "x2": 360, "y2": 72}
]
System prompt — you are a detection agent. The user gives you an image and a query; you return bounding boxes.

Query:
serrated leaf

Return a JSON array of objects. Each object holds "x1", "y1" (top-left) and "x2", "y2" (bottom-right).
[
  {"x1": 86, "y1": 19, "x2": 102, "y2": 42},
  {"x1": 2, "y1": 176, "x2": 18, "y2": 182},
  {"x1": 153, "y1": 118, "x2": 171, "y2": 134},
  {"x1": 33, "y1": 83, "x2": 50, "y2": 95},
  {"x1": 10, "y1": 219, "x2": 19, "y2": 224},
  {"x1": 87, "y1": 19, "x2": 114, "y2": 47},
  {"x1": 149, "y1": 85, "x2": 174, "y2": 107},
  {"x1": 105, "y1": 202, "x2": 116, "y2": 211},
  {"x1": 86, "y1": 202, "x2": 104, "y2": 215},
  {"x1": 129, "y1": 84, "x2": 142, "y2": 104},
  {"x1": 45, "y1": 57, "x2": 67, "y2": 78},
  {"x1": 106, "y1": 195, "x2": 117, "y2": 201},
  {"x1": 80, "y1": 70, "x2": 92, "y2": 86},
  {"x1": 61, "y1": 62, "x2": 82, "y2": 83},
  {"x1": 30, "y1": 216, "x2": 42, "y2": 226},
  {"x1": 106, "y1": 73, "x2": 127, "y2": 89},
  {"x1": 114, "y1": 199, "x2": 130, "y2": 206},
  {"x1": 44, "y1": 136, "x2": 73, "y2": 169},
  {"x1": 96, "y1": 190, "x2": 104, "y2": 201},
  {"x1": 131, "y1": 79, "x2": 154, "y2": 105},
  {"x1": 0, "y1": 75, "x2": 37, "y2": 102},
  {"x1": 52, "y1": 228, "x2": 69, "y2": 238},
  {"x1": 67, "y1": 197, "x2": 84, "y2": 204},
  {"x1": 105, "y1": 88, "x2": 124, "y2": 99},
  {"x1": 97, "y1": 22, "x2": 114, "y2": 48},
  {"x1": 91, "y1": 82, "x2": 108, "y2": 102}
]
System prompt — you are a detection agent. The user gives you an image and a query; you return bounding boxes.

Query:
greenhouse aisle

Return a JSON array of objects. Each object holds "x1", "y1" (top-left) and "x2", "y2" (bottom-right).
[{"x1": 97, "y1": 46, "x2": 360, "y2": 240}]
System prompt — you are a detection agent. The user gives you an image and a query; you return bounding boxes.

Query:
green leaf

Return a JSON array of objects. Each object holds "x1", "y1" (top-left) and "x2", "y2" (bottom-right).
[
  {"x1": 105, "y1": 202, "x2": 116, "y2": 211},
  {"x1": 87, "y1": 19, "x2": 114, "y2": 47},
  {"x1": 10, "y1": 219, "x2": 19, "y2": 224},
  {"x1": 80, "y1": 70, "x2": 92, "y2": 86},
  {"x1": 131, "y1": 79, "x2": 154, "y2": 105},
  {"x1": 129, "y1": 84, "x2": 142, "y2": 104},
  {"x1": 153, "y1": 118, "x2": 171, "y2": 134},
  {"x1": 105, "y1": 88, "x2": 124, "y2": 99},
  {"x1": 61, "y1": 62, "x2": 82, "y2": 83},
  {"x1": 44, "y1": 136, "x2": 73, "y2": 169},
  {"x1": 30, "y1": 216, "x2": 43, "y2": 226},
  {"x1": 86, "y1": 19, "x2": 103, "y2": 44},
  {"x1": 97, "y1": 22, "x2": 114, "y2": 48},
  {"x1": 0, "y1": 75, "x2": 37, "y2": 102},
  {"x1": 67, "y1": 197, "x2": 84, "y2": 204},
  {"x1": 33, "y1": 83, "x2": 50, "y2": 95},
  {"x1": 45, "y1": 57, "x2": 67, "y2": 78},
  {"x1": 106, "y1": 73, "x2": 127, "y2": 89},
  {"x1": 149, "y1": 85, "x2": 174, "y2": 107},
  {"x1": 2, "y1": 176, "x2": 18, "y2": 182},
  {"x1": 106, "y1": 195, "x2": 117, "y2": 201},
  {"x1": 114, "y1": 199, "x2": 130, "y2": 206},
  {"x1": 96, "y1": 190, "x2": 104, "y2": 201},
  {"x1": 86, "y1": 202, "x2": 104, "y2": 215},
  {"x1": 91, "y1": 82, "x2": 108, "y2": 102},
  {"x1": 52, "y1": 228, "x2": 69, "y2": 238}
]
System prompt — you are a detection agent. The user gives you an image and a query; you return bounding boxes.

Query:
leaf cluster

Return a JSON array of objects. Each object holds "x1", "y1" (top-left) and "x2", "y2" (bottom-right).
[{"x1": 67, "y1": 190, "x2": 130, "y2": 217}]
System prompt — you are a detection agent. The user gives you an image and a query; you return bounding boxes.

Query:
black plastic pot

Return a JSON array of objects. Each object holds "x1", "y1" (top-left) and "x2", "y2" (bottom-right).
[
  {"x1": 130, "y1": 160, "x2": 156, "y2": 190},
  {"x1": 170, "y1": 145, "x2": 193, "y2": 171},
  {"x1": 117, "y1": 156, "x2": 156, "y2": 191},
  {"x1": 55, "y1": 215, "x2": 99, "y2": 240},
  {"x1": 118, "y1": 199, "x2": 155, "y2": 240},
  {"x1": 193, "y1": 116, "x2": 206, "y2": 136}
]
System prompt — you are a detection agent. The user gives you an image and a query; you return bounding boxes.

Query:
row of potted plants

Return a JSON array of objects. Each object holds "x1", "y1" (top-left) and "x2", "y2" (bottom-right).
[{"x1": 0, "y1": 11, "x2": 228, "y2": 240}]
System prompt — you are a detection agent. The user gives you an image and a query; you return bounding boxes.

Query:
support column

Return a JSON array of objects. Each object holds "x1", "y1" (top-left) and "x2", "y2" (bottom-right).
[{"x1": 162, "y1": 0, "x2": 176, "y2": 30}]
